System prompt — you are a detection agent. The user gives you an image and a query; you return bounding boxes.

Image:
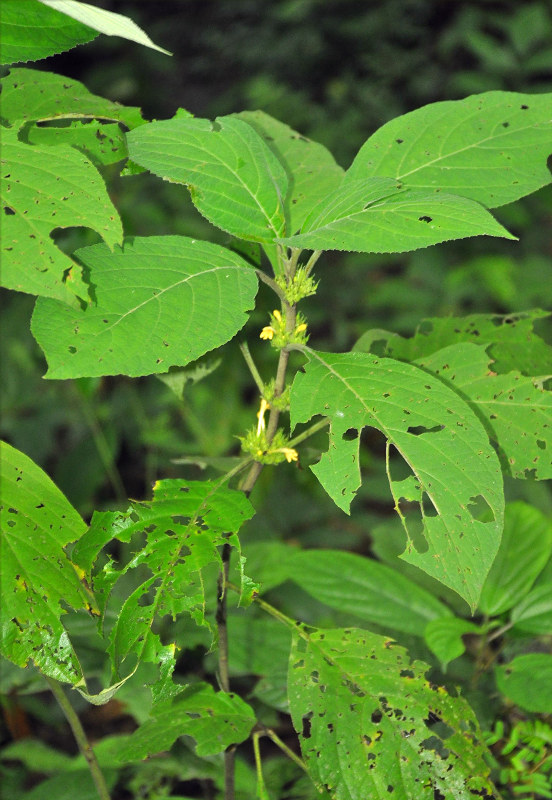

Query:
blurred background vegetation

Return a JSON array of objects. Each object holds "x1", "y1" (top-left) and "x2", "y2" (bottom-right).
[{"x1": 2, "y1": 0, "x2": 551, "y2": 520}]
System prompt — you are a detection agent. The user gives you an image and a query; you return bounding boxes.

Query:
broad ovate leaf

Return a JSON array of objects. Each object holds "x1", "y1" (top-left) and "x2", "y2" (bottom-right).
[
  {"x1": 424, "y1": 617, "x2": 481, "y2": 671},
  {"x1": 290, "y1": 350, "x2": 504, "y2": 608},
  {"x1": 278, "y1": 177, "x2": 513, "y2": 253},
  {"x1": 495, "y1": 654, "x2": 552, "y2": 713},
  {"x1": 288, "y1": 626, "x2": 495, "y2": 800},
  {"x1": 31, "y1": 236, "x2": 259, "y2": 378},
  {"x1": 285, "y1": 549, "x2": 451, "y2": 635},
  {"x1": 346, "y1": 91, "x2": 552, "y2": 208},
  {"x1": 116, "y1": 683, "x2": 255, "y2": 761},
  {"x1": 38, "y1": 1, "x2": 171, "y2": 55},
  {"x1": 0, "y1": 441, "x2": 92, "y2": 685},
  {"x1": 1, "y1": 127, "x2": 122, "y2": 304},
  {"x1": 1, "y1": 0, "x2": 97, "y2": 65},
  {"x1": 511, "y1": 584, "x2": 552, "y2": 636},
  {"x1": 479, "y1": 502, "x2": 552, "y2": 616},
  {"x1": 236, "y1": 110, "x2": 345, "y2": 235},
  {"x1": 127, "y1": 114, "x2": 288, "y2": 242},
  {"x1": 416, "y1": 343, "x2": 552, "y2": 480}
]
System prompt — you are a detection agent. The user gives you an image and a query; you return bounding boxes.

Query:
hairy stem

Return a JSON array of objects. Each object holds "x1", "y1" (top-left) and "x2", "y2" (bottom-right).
[
  {"x1": 45, "y1": 676, "x2": 110, "y2": 800},
  {"x1": 217, "y1": 541, "x2": 236, "y2": 800}
]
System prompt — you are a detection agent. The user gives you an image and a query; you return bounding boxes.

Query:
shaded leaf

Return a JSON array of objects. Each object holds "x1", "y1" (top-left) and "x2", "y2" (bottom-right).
[
  {"x1": 495, "y1": 654, "x2": 552, "y2": 713},
  {"x1": 116, "y1": 683, "x2": 255, "y2": 761},
  {"x1": 290, "y1": 350, "x2": 504, "y2": 608},
  {"x1": 31, "y1": 236, "x2": 259, "y2": 378},
  {"x1": 424, "y1": 617, "x2": 481, "y2": 671},
  {"x1": 236, "y1": 110, "x2": 345, "y2": 235},
  {"x1": 288, "y1": 626, "x2": 495, "y2": 800},
  {"x1": 511, "y1": 584, "x2": 552, "y2": 636},
  {"x1": 1, "y1": 126, "x2": 122, "y2": 304},
  {"x1": 0, "y1": 0, "x2": 97, "y2": 65},
  {"x1": 346, "y1": 91, "x2": 552, "y2": 208},
  {"x1": 416, "y1": 343, "x2": 552, "y2": 479},
  {"x1": 479, "y1": 502, "x2": 552, "y2": 616},
  {"x1": 0, "y1": 441, "x2": 91, "y2": 685},
  {"x1": 38, "y1": 0, "x2": 171, "y2": 55},
  {"x1": 353, "y1": 310, "x2": 552, "y2": 377},
  {"x1": 279, "y1": 178, "x2": 513, "y2": 253},
  {"x1": 285, "y1": 549, "x2": 451, "y2": 635},
  {"x1": 127, "y1": 114, "x2": 288, "y2": 242}
]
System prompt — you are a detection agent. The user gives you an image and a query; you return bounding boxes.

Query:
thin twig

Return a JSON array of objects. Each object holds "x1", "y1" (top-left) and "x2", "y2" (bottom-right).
[
  {"x1": 239, "y1": 342, "x2": 265, "y2": 395},
  {"x1": 45, "y1": 676, "x2": 111, "y2": 800}
]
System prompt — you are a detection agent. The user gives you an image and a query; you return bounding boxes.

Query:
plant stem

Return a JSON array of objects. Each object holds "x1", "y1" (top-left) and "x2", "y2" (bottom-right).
[
  {"x1": 263, "y1": 725, "x2": 308, "y2": 773},
  {"x1": 239, "y1": 341, "x2": 265, "y2": 395},
  {"x1": 287, "y1": 417, "x2": 329, "y2": 449},
  {"x1": 45, "y1": 675, "x2": 110, "y2": 800},
  {"x1": 217, "y1": 541, "x2": 236, "y2": 800}
]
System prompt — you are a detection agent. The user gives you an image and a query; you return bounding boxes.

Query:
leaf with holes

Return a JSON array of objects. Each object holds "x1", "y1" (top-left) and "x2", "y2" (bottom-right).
[
  {"x1": 1, "y1": 126, "x2": 122, "y2": 304},
  {"x1": 31, "y1": 236, "x2": 259, "y2": 378},
  {"x1": 288, "y1": 626, "x2": 495, "y2": 800},
  {"x1": 0, "y1": 441, "x2": 93, "y2": 685},
  {"x1": 345, "y1": 91, "x2": 552, "y2": 208},
  {"x1": 284, "y1": 549, "x2": 451, "y2": 635},
  {"x1": 236, "y1": 110, "x2": 345, "y2": 235},
  {"x1": 127, "y1": 113, "x2": 288, "y2": 242},
  {"x1": 71, "y1": 479, "x2": 255, "y2": 698},
  {"x1": 290, "y1": 350, "x2": 504, "y2": 608},
  {"x1": 416, "y1": 343, "x2": 552, "y2": 480},
  {"x1": 278, "y1": 177, "x2": 513, "y2": 253},
  {"x1": 116, "y1": 683, "x2": 255, "y2": 761}
]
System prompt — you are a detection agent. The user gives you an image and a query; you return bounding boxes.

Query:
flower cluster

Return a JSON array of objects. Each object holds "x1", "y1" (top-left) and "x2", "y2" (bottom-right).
[
  {"x1": 275, "y1": 268, "x2": 318, "y2": 305},
  {"x1": 239, "y1": 403, "x2": 298, "y2": 465},
  {"x1": 260, "y1": 309, "x2": 308, "y2": 349}
]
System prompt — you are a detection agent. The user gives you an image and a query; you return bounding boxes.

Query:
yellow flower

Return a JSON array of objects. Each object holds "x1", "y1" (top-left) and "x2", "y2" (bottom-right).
[
  {"x1": 260, "y1": 326, "x2": 275, "y2": 340},
  {"x1": 256, "y1": 397, "x2": 270, "y2": 435},
  {"x1": 295, "y1": 323, "x2": 307, "y2": 333},
  {"x1": 275, "y1": 447, "x2": 298, "y2": 463},
  {"x1": 272, "y1": 309, "x2": 282, "y2": 323}
]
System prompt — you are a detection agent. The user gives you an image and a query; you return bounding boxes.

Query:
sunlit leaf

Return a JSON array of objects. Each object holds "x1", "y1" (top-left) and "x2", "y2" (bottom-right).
[
  {"x1": 346, "y1": 91, "x2": 552, "y2": 208},
  {"x1": 290, "y1": 349, "x2": 504, "y2": 608},
  {"x1": 288, "y1": 626, "x2": 495, "y2": 800},
  {"x1": 31, "y1": 236, "x2": 258, "y2": 378}
]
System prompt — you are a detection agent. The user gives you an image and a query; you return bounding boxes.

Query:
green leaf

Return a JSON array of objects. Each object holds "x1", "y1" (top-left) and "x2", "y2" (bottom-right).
[
  {"x1": 236, "y1": 110, "x2": 345, "y2": 235},
  {"x1": 284, "y1": 549, "x2": 451, "y2": 635},
  {"x1": 1, "y1": 68, "x2": 144, "y2": 130},
  {"x1": 72, "y1": 479, "x2": 255, "y2": 695},
  {"x1": 345, "y1": 91, "x2": 552, "y2": 208},
  {"x1": 424, "y1": 617, "x2": 481, "y2": 671},
  {"x1": 31, "y1": 236, "x2": 259, "y2": 378},
  {"x1": 353, "y1": 310, "x2": 552, "y2": 377},
  {"x1": 0, "y1": 0, "x2": 98, "y2": 65},
  {"x1": 38, "y1": 0, "x2": 171, "y2": 55},
  {"x1": 24, "y1": 120, "x2": 128, "y2": 169},
  {"x1": 290, "y1": 350, "x2": 504, "y2": 609},
  {"x1": 116, "y1": 683, "x2": 255, "y2": 761},
  {"x1": 127, "y1": 114, "x2": 289, "y2": 242},
  {"x1": 0, "y1": 441, "x2": 91, "y2": 685},
  {"x1": 416, "y1": 343, "x2": 552, "y2": 480},
  {"x1": 278, "y1": 177, "x2": 513, "y2": 253},
  {"x1": 288, "y1": 626, "x2": 495, "y2": 800},
  {"x1": 495, "y1": 654, "x2": 552, "y2": 713},
  {"x1": 511, "y1": 584, "x2": 552, "y2": 636},
  {"x1": 479, "y1": 501, "x2": 552, "y2": 616},
  {"x1": 1, "y1": 126, "x2": 123, "y2": 304}
]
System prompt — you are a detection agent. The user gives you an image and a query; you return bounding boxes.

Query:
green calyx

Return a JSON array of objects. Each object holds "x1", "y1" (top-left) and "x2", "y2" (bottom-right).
[
  {"x1": 239, "y1": 428, "x2": 298, "y2": 465},
  {"x1": 276, "y1": 268, "x2": 318, "y2": 305}
]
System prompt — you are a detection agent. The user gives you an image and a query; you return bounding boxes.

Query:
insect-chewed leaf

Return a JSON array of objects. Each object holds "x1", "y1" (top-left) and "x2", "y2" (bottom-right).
[
  {"x1": 71, "y1": 479, "x2": 256, "y2": 697},
  {"x1": 278, "y1": 177, "x2": 513, "y2": 254},
  {"x1": 126, "y1": 113, "x2": 288, "y2": 242},
  {"x1": 290, "y1": 350, "x2": 504, "y2": 608},
  {"x1": 345, "y1": 91, "x2": 552, "y2": 208},
  {"x1": 288, "y1": 626, "x2": 496, "y2": 800},
  {"x1": 31, "y1": 236, "x2": 259, "y2": 379},
  {"x1": 0, "y1": 441, "x2": 91, "y2": 685},
  {"x1": 416, "y1": 343, "x2": 552, "y2": 480}
]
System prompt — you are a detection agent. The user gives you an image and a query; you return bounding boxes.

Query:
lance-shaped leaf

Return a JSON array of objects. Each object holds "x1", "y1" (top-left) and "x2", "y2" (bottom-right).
[
  {"x1": 354, "y1": 310, "x2": 552, "y2": 377},
  {"x1": 284, "y1": 549, "x2": 451, "y2": 635},
  {"x1": 290, "y1": 350, "x2": 504, "y2": 608},
  {"x1": 1, "y1": 127, "x2": 122, "y2": 304},
  {"x1": 236, "y1": 110, "x2": 345, "y2": 235},
  {"x1": 31, "y1": 236, "x2": 259, "y2": 378},
  {"x1": 72, "y1": 479, "x2": 255, "y2": 695},
  {"x1": 0, "y1": 441, "x2": 92, "y2": 685},
  {"x1": 116, "y1": 683, "x2": 255, "y2": 761},
  {"x1": 278, "y1": 177, "x2": 513, "y2": 254},
  {"x1": 345, "y1": 91, "x2": 552, "y2": 208},
  {"x1": 416, "y1": 343, "x2": 552, "y2": 480},
  {"x1": 288, "y1": 626, "x2": 495, "y2": 800},
  {"x1": 1, "y1": 69, "x2": 144, "y2": 130},
  {"x1": 0, "y1": 0, "x2": 98, "y2": 65},
  {"x1": 127, "y1": 114, "x2": 288, "y2": 242}
]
